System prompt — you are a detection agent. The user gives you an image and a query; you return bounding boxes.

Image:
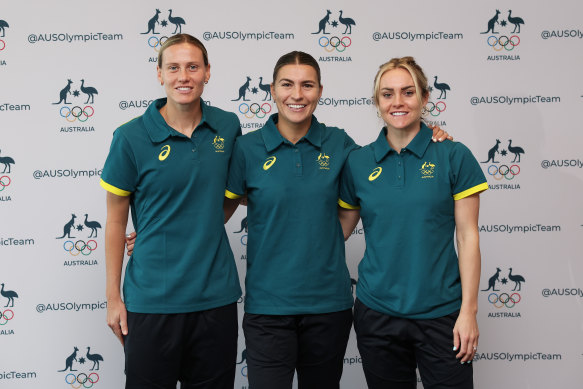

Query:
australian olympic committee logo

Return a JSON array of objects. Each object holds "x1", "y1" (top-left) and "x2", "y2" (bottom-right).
[
  {"x1": 53, "y1": 79, "x2": 98, "y2": 129},
  {"x1": 56, "y1": 213, "x2": 101, "y2": 265},
  {"x1": 481, "y1": 267, "x2": 525, "y2": 318},
  {"x1": 58, "y1": 345, "x2": 104, "y2": 388},
  {"x1": 481, "y1": 138, "x2": 525, "y2": 190},
  {"x1": 480, "y1": 9, "x2": 525, "y2": 60},
  {"x1": 311, "y1": 9, "x2": 355, "y2": 61},
  {"x1": 231, "y1": 76, "x2": 273, "y2": 121},
  {"x1": 1, "y1": 282, "x2": 18, "y2": 334},
  {"x1": 141, "y1": 8, "x2": 186, "y2": 58},
  {"x1": 317, "y1": 153, "x2": 331, "y2": 170},
  {"x1": 233, "y1": 216, "x2": 248, "y2": 249},
  {"x1": 0, "y1": 17, "x2": 8, "y2": 54},
  {"x1": 425, "y1": 75, "x2": 451, "y2": 126},
  {"x1": 0, "y1": 148, "x2": 15, "y2": 198}
]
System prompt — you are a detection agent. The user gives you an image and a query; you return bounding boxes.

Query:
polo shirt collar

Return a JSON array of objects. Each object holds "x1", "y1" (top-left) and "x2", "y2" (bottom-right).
[
  {"x1": 371, "y1": 123, "x2": 433, "y2": 162},
  {"x1": 261, "y1": 114, "x2": 322, "y2": 152},
  {"x1": 144, "y1": 98, "x2": 217, "y2": 143}
]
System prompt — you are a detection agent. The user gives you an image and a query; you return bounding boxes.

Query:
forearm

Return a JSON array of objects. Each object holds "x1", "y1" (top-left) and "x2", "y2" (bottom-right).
[
  {"x1": 104, "y1": 192, "x2": 130, "y2": 302},
  {"x1": 338, "y1": 207, "x2": 360, "y2": 241},
  {"x1": 457, "y1": 234, "x2": 481, "y2": 315}
]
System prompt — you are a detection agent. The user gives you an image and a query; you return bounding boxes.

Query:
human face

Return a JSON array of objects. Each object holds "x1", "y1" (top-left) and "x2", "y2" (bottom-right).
[
  {"x1": 377, "y1": 68, "x2": 428, "y2": 133},
  {"x1": 157, "y1": 43, "x2": 210, "y2": 108},
  {"x1": 271, "y1": 64, "x2": 322, "y2": 131}
]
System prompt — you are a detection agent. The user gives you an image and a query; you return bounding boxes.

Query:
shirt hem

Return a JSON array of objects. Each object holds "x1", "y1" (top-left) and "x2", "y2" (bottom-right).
[
  {"x1": 125, "y1": 291, "x2": 242, "y2": 314},
  {"x1": 244, "y1": 300, "x2": 354, "y2": 315}
]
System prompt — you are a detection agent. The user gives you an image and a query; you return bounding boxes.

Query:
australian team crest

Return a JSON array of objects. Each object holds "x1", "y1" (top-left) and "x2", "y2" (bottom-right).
[
  {"x1": 213, "y1": 136, "x2": 225, "y2": 152},
  {"x1": 317, "y1": 152, "x2": 330, "y2": 169},
  {"x1": 420, "y1": 161, "x2": 435, "y2": 178}
]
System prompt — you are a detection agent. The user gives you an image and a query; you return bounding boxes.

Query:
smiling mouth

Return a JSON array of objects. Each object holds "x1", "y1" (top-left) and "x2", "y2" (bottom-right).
[
  {"x1": 176, "y1": 87, "x2": 193, "y2": 91},
  {"x1": 391, "y1": 112, "x2": 408, "y2": 116},
  {"x1": 287, "y1": 104, "x2": 306, "y2": 109}
]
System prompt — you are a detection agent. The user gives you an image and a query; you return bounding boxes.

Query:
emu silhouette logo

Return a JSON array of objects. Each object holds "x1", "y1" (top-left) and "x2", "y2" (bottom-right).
[
  {"x1": 263, "y1": 156, "x2": 276, "y2": 170},
  {"x1": 159, "y1": 145, "x2": 171, "y2": 161},
  {"x1": 0, "y1": 18, "x2": 8, "y2": 38},
  {"x1": 368, "y1": 167, "x2": 382, "y2": 181},
  {"x1": 1, "y1": 283, "x2": 18, "y2": 307},
  {"x1": 0, "y1": 149, "x2": 15, "y2": 173}
]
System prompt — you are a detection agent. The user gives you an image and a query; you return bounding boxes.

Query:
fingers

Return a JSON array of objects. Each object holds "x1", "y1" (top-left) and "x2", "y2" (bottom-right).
[
  {"x1": 125, "y1": 232, "x2": 136, "y2": 256},
  {"x1": 455, "y1": 332, "x2": 479, "y2": 363}
]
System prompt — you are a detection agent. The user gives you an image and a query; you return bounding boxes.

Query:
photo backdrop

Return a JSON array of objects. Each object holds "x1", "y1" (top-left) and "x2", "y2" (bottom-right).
[{"x1": 1, "y1": 1, "x2": 582, "y2": 387}]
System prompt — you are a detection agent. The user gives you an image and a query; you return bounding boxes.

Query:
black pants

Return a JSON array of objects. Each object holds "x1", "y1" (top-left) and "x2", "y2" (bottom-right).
[
  {"x1": 124, "y1": 303, "x2": 238, "y2": 389},
  {"x1": 242, "y1": 309, "x2": 353, "y2": 389},
  {"x1": 354, "y1": 299, "x2": 473, "y2": 389}
]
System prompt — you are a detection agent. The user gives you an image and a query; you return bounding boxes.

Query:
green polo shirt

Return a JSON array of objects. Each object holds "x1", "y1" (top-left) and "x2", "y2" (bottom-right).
[
  {"x1": 225, "y1": 114, "x2": 358, "y2": 315},
  {"x1": 339, "y1": 124, "x2": 487, "y2": 319},
  {"x1": 100, "y1": 98, "x2": 242, "y2": 314}
]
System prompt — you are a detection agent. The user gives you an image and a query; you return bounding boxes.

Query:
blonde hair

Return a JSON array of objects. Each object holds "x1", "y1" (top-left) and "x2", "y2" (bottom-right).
[{"x1": 372, "y1": 56, "x2": 429, "y2": 106}]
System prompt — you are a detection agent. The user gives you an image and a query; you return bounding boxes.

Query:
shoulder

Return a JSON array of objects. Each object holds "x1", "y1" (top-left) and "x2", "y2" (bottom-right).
[
  {"x1": 113, "y1": 115, "x2": 146, "y2": 140},
  {"x1": 206, "y1": 105, "x2": 240, "y2": 130}
]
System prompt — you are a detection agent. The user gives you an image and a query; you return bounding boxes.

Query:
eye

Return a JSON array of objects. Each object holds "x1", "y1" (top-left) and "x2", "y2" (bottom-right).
[
  {"x1": 168, "y1": 65, "x2": 178, "y2": 71},
  {"x1": 383, "y1": 92, "x2": 392, "y2": 98},
  {"x1": 189, "y1": 65, "x2": 198, "y2": 71},
  {"x1": 405, "y1": 90, "x2": 415, "y2": 96}
]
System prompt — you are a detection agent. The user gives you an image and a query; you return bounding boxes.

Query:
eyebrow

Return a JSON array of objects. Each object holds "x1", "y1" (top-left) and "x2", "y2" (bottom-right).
[
  {"x1": 277, "y1": 78, "x2": 317, "y2": 84},
  {"x1": 381, "y1": 85, "x2": 415, "y2": 92}
]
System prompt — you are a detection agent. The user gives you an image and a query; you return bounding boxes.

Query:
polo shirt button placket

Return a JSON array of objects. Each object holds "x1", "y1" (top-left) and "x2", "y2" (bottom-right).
[{"x1": 293, "y1": 146, "x2": 302, "y2": 176}]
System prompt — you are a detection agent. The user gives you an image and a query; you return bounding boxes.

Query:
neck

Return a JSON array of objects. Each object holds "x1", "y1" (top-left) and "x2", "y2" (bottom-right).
[
  {"x1": 160, "y1": 99, "x2": 202, "y2": 138},
  {"x1": 276, "y1": 115, "x2": 311, "y2": 144},
  {"x1": 385, "y1": 122, "x2": 422, "y2": 154}
]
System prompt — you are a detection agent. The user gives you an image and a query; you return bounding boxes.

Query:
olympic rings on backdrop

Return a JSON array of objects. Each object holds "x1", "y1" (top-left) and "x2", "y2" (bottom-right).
[
  {"x1": 0, "y1": 175, "x2": 11, "y2": 191},
  {"x1": 487, "y1": 164, "x2": 520, "y2": 180},
  {"x1": 65, "y1": 372, "x2": 99, "y2": 388},
  {"x1": 0, "y1": 40, "x2": 5, "y2": 51},
  {"x1": 487, "y1": 292, "x2": 521, "y2": 308},
  {"x1": 0, "y1": 309, "x2": 15, "y2": 325},
  {"x1": 59, "y1": 106, "x2": 95, "y2": 122},
  {"x1": 63, "y1": 240, "x2": 98, "y2": 256},
  {"x1": 238, "y1": 102, "x2": 272, "y2": 119},
  {"x1": 425, "y1": 101, "x2": 447, "y2": 116},
  {"x1": 240, "y1": 234, "x2": 247, "y2": 246},
  {"x1": 487, "y1": 35, "x2": 520, "y2": 51},
  {"x1": 147, "y1": 36, "x2": 169, "y2": 52},
  {"x1": 318, "y1": 36, "x2": 352, "y2": 52},
  {"x1": 241, "y1": 365, "x2": 248, "y2": 377}
]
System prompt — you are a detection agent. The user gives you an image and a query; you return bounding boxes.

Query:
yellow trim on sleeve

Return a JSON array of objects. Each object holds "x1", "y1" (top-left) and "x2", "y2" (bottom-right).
[
  {"x1": 100, "y1": 179, "x2": 131, "y2": 197},
  {"x1": 338, "y1": 198, "x2": 361, "y2": 210},
  {"x1": 453, "y1": 182, "x2": 488, "y2": 201},
  {"x1": 225, "y1": 189, "x2": 243, "y2": 199}
]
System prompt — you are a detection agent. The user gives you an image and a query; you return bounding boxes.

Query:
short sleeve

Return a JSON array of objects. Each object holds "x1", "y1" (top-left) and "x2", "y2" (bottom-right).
[
  {"x1": 225, "y1": 137, "x2": 246, "y2": 199},
  {"x1": 450, "y1": 142, "x2": 488, "y2": 200},
  {"x1": 338, "y1": 154, "x2": 360, "y2": 209},
  {"x1": 100, "y1": 129, "x2": 138, "y2": 196}
]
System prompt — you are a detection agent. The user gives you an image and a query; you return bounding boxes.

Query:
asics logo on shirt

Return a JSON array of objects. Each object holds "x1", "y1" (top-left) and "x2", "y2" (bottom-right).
[
  {"x1": 368, "y1": 167, "x2": 382, "y2": 181},
  {"x1": 263, "y1": 156, "x2": 276, "y2": 170},
  {"x1": 159, "y1": 145, "x2": 171, "y2": 161}
]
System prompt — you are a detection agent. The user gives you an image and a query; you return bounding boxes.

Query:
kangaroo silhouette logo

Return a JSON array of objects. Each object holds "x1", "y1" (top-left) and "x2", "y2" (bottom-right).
[
  {"x1": 236, "y1": 349, "x2": 247, "y2": 365},
  {"x1": 312, "y1": 10, "x2": 356, "y2": 53},
  {"x1": 232, "y1": 77, "x2": 252, "y2": 101},
  {"x1": 0, "y1": 18, "x2": 9, "y2": 38},
  {"x1": 313, "y1": 10, "x2": 332, "y2": 34},
  {"x1": 481, "y1": 9, "x2": 501, "y2": 34},
  {"x1": 142, "y1": 9, "x2": 162, "y2": 34},
  {"x1": 53, "y1": 79, "x2": 73, "y2": 105},
  {"x1": 234, "y1": 217, "x2": 248, "y2": 233},
  {"x1": 481, "y1": 139, "x2": 501, "y2": 164},
  {"x1": 58, "y1": 347, "x2": 79, "y2": 372},
  {"x1": 0, "y1": 149, "x2": 15, "y2": 173},
  {"x1": 482, "y1": 267, "x2": 525, "y2": 309},
  {"x1": 1, "y1": 283, "x2": 18, "y2": 307},
  {"x1": 481, "y1": 138, "x2": 524, "y2": 180},
  {"x1": 57, "y1": 214, "x2": 77, "y2": 239}
]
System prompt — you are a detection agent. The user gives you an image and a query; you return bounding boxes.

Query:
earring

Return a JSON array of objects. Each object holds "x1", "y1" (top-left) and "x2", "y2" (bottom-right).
[
  {"x1": 160, "y1": 81, "x2": 164, "y2": 86},
  {"x1": 376, "y1": 111, "x2": 381, "y2": 118},
  {"x1": 204, "y1": 81, "x2": 208, "y2": 85}
]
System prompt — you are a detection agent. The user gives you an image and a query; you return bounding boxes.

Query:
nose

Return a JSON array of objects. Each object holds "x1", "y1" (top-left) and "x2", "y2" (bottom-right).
[
  {"x1": 393, "y1": 93, "x2": 403, "y2": 106},
  {"x1": 291, "y1": 85, "x2": 302, "y2": 100},
  {"x1": 178, "y1": 67, "x2": 188, "y2": 81}
]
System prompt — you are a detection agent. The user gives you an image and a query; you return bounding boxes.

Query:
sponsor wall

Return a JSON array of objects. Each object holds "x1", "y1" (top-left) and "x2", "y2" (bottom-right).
[{"x1": 1, "y1": 1, "x2": 582, "y2": 388}]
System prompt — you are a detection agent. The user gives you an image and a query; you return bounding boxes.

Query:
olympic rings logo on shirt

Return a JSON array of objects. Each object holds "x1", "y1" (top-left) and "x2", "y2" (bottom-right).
[
  {"x1": 238, "y1": 102, "x2": 272, "y2": 119},
  {"x1": 487, "y1": 35, "x2": 520, "y2": 51},
  {"x1": 487, "y1": 164, "x2": 520, "y2": 180},
  {"x1": 63, "y1": 240, "x2": 98, "y2": 256},
  {"x1": 318, "y1": 36, "x2": 352, "y2": 52},
  {"x1": 0, "y1": 175, "x2": 11, "y2": 191},
  {"x1": 147, "y1": 36, "x2": 169, "y2": 52},
  {"x1": 59, "y1": 106, "x2": 95, "y2": 122},
  {"x1": 0, "y1": 40, "x2": 6, "y2": 51},
  {"x1": 65, "y1": 372, "x2": 100, "y2": 388},
  {"x1": 487, "y1": 292, "x2": 521, "y2": 308},
  {"x1": 425, "y1": 101, "x2": 446, "y2": 117},
  {"x1": 0, "y1": 309, "x2": 14, "y2": 325}
]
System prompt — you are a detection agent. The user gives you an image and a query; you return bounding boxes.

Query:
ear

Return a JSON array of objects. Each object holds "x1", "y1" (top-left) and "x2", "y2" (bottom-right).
[
  {"x1": 422, "y1": 91, "x2": 429, "y2": 107},
  {"x1": 318, "y1": 84, "x2": 323, "y2": 100},
  {"x1": 270, "y1": 83, "x2": 276, "y2": 99},
  {"x1": 157, "y1": 66, "x2": 163, "y2": 85},
  {"x1": 205, "y1": 63, "x2": 211, "y2": 84}
]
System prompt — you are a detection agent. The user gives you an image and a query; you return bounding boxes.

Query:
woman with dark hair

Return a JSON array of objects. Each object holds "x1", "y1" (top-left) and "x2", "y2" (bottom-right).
[
  {"x1": 101, "y1": 34, "x2": 242, "y2": 388},
  {"x1": 224, "y1": 52, "x2": 450, "y2": 388},
  {"x1": 339, "y1": 57, "x2": 486, "y2": 389}
]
